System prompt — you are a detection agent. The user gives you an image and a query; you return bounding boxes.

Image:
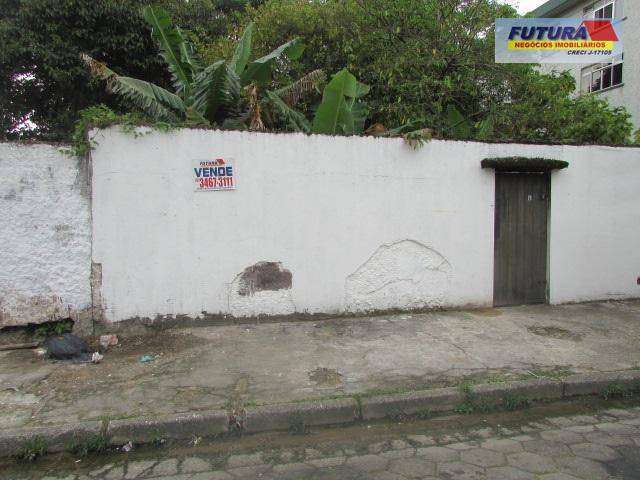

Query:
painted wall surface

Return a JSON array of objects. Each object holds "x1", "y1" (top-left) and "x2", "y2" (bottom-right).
[
  {"x1": 549, "y1": 145, "x2": 640, "y2": 303},
  {"x1": 90, "y1": 128, "x2": 640, "y2": 323},
  {"x1": 0, "y1": 143, "x2": 92, "y2": 327}
]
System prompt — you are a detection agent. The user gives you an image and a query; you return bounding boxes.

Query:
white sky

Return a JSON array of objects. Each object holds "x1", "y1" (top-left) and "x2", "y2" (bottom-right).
[{"x1": 504, "y1": 0, "x2": 550, "y2": 14}]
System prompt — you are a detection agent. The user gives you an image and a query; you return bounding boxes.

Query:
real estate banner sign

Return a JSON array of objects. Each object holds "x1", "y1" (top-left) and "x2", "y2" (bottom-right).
[{"x1": 495, "y1": 18, "x2": 623, "y2": 63}]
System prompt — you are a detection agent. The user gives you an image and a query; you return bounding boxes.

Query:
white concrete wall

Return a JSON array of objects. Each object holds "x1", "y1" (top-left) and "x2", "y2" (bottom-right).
[
  {"x1": 90, "y1": 128, "x2": 640, "y2": 323},
  {"x1": 549, "y1": 145, "x2": 640, "y2": 303},
  {"x1": 0, "y1": 143, "x2": 92, "y2": 327}
]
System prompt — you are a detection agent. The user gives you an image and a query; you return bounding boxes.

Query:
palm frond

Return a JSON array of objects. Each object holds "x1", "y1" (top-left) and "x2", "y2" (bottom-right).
[
  {"x1": 274, "y1": 69, "x2": 326, "y2": 106},
  {"x1": 192, "y1": 61, "x2": 243, "y2": 124},
  {"x1": 192, "y1": 60, "x2": 227, "y2": 121},
  {"x1": 185, "y1": 107, "x2": 210, "y2": 126},
  {"x1": 265, "y1": 90, "x2": 311, "y2": 133},
  {"x1": 222, "y1": 115, "x2": 249, "y2": 131},
  {"x1": 82, "y1": 53, "x2": 185, "y2": 121}
]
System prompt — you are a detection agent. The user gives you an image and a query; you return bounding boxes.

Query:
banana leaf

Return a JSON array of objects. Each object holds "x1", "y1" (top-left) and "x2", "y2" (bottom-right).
[
  {"x1": 312, "y1": 69, "x2": 369, "y2": 135},
  {"x1": 82, "y1": 54, "x2": 185, "y2": 121},
  {"x1": 229, "y1": 23, "x2": 254, "y2": 76},
  {"x1": 241, "y1": 38, "x2": 304, "y2": 86},
  {"x1": 143, "y1": 6, "x2": 193, "y2": 94}
]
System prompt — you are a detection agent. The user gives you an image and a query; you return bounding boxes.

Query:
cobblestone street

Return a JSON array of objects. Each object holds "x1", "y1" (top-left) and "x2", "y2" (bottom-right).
[{"x1": 5, "y1": 402, "x2": 640, "y2": 479}]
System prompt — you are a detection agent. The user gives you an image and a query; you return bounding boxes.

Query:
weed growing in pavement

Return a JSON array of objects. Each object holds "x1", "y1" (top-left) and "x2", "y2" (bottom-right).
[
  {"x1": 454, "y1": 381, "x2": 532, "y2": 414},
  {"x1": 601, "y1": 381, "x2": 640, "y2": 400},
  {"x1": 503, "y1": 393, "x2": 532, "y2": 411},
  {"x1": 228, "y1": 409, "x2": 245, "y2": 437},
  {"x1": 602, "y1": 382, "x2": 627, "y2": 400},
  {"x1": 15, "y1": 436, "x2": 47, "y2": 462},
  {"x1": 34, "y1": 319, "x2": 74, "y2": 338},
  {"x1": 288, "y1": 412, "x2": 307, "y2": 435},
  {"x1": 527, "y1": 366, "x2": 575, "y2": 381},
  {"x1": 67, "y1": 434, "x2": 109, "y2": 457},
  {"x1": 454, "y1": 402, "x2": 475, "y2": 414},
  {"x1": 454, "y1": 382, "x2": 477, "y2": 414}
]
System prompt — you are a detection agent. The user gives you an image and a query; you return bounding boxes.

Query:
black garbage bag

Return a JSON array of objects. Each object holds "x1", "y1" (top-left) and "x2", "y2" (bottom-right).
[{"x1": 43, "y1": 333, "x2": 90, "y2": 360}]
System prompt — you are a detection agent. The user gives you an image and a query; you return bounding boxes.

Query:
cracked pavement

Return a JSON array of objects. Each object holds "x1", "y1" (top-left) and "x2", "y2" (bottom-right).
[{"x1": 1, "y1": 300, "x2": 640, "y2": 430}]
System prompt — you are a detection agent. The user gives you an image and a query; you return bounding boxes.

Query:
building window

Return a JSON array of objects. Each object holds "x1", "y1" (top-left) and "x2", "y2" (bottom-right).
[
  {"x1": 581, "y1": 55, "x2": 623, "y2": 93},
  {"x1": 594, "y1": 2, "x2": 614, "y2": 19},
  {"x1": 584, "y1": 1, "x2": 615, "y2": 19}
]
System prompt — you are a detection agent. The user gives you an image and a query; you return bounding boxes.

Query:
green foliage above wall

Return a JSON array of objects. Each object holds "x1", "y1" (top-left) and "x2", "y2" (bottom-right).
[
  {"x1": 2, "y1": 0, "x2": 635, "y2": 145},
  {"x1": 202, "y1": 0, "x2": 634, "y2": 144},
  {"x1": 0, "y1": 0, "x2": 260, "y2": 140}
]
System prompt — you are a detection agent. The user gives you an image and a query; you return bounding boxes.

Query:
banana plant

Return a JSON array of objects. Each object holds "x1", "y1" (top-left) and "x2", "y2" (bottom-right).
[
  {"x1": 82, "y1": 6, "x2": 322, "y2": 130},
  {"x1": 311, "y1": 69, "x2": 370, "y2": 135}
]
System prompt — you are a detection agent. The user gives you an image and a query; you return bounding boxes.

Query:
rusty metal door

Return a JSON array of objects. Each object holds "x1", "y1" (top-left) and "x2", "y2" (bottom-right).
[{"x1": 494, "y1": 172, "x2": 549, "y2": 306}]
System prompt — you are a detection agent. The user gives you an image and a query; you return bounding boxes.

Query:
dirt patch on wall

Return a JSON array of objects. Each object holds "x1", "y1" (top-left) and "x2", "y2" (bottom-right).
[{"x1": 237, "y1": 262, "x2": 293, "y2": 296}]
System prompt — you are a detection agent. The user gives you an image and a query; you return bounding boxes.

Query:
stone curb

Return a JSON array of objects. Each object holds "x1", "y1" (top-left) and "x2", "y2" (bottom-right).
[
  {"x1": 243, "y1": 398, "x2": 359, "y2": 433},
  {"x1": 562, "y1": 370, "x2": 640, "y2": 397},
  {"x1": 2, "y1": 371, "x2": 639, "y2": 458},
  {"x1": 361, "y1": 387, "x2": 462, "y2": 420},
  {"x1": 0, "y1": 421, "x2": 103, "y2": 457},
  {"x1": 107, "y1": 410, "x2": 228, "y2": 445},
  {"x1": 473, "y1": 378, "x2": 564, "y2": 405}
]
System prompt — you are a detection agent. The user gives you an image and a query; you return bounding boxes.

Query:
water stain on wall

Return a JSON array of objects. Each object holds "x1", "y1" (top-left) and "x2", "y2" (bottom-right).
[{"x1": 345, "y1": 240, "x2": 452, "y2": 312}]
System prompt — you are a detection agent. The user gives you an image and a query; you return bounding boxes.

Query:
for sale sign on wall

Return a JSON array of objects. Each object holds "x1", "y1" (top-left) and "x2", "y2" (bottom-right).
[{"x1": 193, "y1": 158, "x2": 236, "y2": 191}]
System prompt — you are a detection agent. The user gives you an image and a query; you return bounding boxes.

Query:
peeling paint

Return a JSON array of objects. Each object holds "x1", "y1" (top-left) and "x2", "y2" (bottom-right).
[
  {"x1": 345, "y1": 240, "x2": 452, "y2": 312},
  {"x1": 228, "y1": 262, "x2": 295, "y2": 317}
]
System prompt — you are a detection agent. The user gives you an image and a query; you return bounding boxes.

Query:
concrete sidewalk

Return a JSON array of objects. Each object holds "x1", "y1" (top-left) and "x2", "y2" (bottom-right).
[{"x1": 1, "y1": 300, "x2": 639, "y2": 431}]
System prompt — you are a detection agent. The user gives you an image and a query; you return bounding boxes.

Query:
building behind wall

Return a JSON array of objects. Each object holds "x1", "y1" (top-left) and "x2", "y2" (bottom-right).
[{"x1": 531, "y1": 0, "x2": 639, "y2": 130}]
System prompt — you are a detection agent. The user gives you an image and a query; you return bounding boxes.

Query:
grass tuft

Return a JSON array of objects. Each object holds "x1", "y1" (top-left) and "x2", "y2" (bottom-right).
[
  {"x1": 15, "y1": 436, "x2": 47, "y2": 462},
  {"x1": 502, "y1": 393, "x2": 531, "y2": 411},
  {"x1": 288, "y1": 412, "x2": 307, "y2": 436},
  {"x1": 67, "y1": 434, "x2": 109, "y2": 457}
]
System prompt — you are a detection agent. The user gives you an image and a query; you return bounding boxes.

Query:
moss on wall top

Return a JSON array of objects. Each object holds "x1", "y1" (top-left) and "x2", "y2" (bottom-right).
[{"x1": 481, "y1": 157, "x2": 569, "y2": 172}]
